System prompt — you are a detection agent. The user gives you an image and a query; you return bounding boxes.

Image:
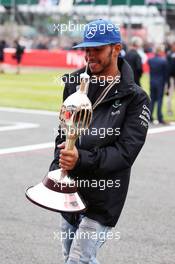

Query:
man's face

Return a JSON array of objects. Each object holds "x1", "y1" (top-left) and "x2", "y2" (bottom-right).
[{"x1": 85, "y1": 45, "x2": 115, "y2": 75}]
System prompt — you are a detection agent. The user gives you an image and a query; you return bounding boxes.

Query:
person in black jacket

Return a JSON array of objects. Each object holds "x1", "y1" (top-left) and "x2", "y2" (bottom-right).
[
  {"x1": 166, "y1": 42, "x2": 175, "y2": 116},
  {"x1": 0, "y1": 40, "x2": 6, "y2": 73},
  {"x1": 12, "y1": 40, "x2": 25, "y2": 74},
  {"x1": 125, "y1": 36, "x2": 143, "y2": 86},
  {"x1": 49, "y1": 19, "x2": 150, "y2": 264}
]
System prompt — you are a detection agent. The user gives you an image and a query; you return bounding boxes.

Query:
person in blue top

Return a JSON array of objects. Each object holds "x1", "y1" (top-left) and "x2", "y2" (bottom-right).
[{"x1": 148, "y1": 45, "x2": 168, "y2": 124}]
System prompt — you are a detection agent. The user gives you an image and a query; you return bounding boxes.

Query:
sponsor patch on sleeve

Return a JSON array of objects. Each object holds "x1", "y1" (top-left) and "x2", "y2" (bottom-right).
[{"x1": 139, "y1": 104, "x2": 151, "y2": 128}]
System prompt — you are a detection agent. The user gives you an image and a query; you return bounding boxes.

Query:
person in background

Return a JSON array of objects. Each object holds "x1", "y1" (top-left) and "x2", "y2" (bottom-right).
[
  {"x1": 125, "y1": 36, "x2": 143, "y2": 86},
  {"x1": 166, "y1": 42, "x2": 175, "y2": 116},
  {"x1": 148, "y1": 45, "x2": 168, "y2": 124},
  {"x1": 120, "y1": 41, "x2": 127, "y2": 57},
  {"x1": 0, "y1": 40, "x2": 6, "y2": 73},
  {"x1": 12, "y1": 40, "x2": 25, "y2": 74}
]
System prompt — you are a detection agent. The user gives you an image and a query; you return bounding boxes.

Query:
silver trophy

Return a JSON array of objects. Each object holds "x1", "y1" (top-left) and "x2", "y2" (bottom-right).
[{"x1": 25, "y1": 67, "x2": 92, "y2": 213}]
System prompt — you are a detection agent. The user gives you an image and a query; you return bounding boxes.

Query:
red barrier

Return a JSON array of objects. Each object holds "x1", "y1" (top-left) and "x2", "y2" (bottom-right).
[
  {"x1": 143, "y1": 52, "x2": 155, "y2": 73},
  {"x1": 4, "y1": 48, "x2": 86, "y2": 69}
]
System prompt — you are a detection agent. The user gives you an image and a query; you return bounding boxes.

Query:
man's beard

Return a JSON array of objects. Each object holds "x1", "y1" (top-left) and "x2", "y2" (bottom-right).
[{"x1": 89, "y1": 47, "x2": 113, "y2": 75}]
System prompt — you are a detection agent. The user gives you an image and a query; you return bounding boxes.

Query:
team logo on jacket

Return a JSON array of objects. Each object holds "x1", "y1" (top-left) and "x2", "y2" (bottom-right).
[
  {"x1": 111, "y1": 100, "x2": 122, "y2": 115},
  {"x1": 112, "y1": 99, "x2": 122, "y2": 109}
]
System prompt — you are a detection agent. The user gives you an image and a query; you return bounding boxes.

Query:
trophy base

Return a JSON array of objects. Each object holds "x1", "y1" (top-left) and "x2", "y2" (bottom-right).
[{"x1": 25, "y1": 169, "x2": 86, "y2": 213}]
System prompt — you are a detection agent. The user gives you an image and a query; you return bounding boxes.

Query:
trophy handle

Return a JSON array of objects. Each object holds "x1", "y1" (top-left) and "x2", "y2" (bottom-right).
[
  {"x1": 65, "y1": 135, "x2": 77, "y2": 151},
  {"x1": 59, "y1": 133, "x2": 77, "y2": 181}
]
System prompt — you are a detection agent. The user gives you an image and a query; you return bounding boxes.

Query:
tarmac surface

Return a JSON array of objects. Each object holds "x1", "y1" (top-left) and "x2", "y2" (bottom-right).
[{"x1": 0, "y1": 107, "x2": 175, "y2": 264}]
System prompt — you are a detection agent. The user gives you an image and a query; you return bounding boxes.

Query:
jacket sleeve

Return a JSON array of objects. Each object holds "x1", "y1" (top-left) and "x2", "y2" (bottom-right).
[
  {"x1": 163, "y1": 59, "x2": 169, "y2": 86},
  {"x1": 71, "y1": 91, "x2": 150, "y2": 177},
  {"x1": 49, "y1": 81, "x2": 71, "y2": 171}
]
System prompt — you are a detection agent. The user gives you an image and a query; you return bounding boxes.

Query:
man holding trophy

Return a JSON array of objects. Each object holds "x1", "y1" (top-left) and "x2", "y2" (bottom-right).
[{"x1": 49, "y1": 19, "x2": 150, "y2": 264}]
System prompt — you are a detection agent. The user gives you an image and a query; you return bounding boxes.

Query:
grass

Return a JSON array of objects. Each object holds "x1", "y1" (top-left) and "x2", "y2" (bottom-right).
[
  {"x1": 0, "y1": 70, "x2": 66, "y2": 111},
  {"x1": 141, "y1": 74, "x2": 175, "y2": 122},
  {"x1": 0, "y1": 68, "x2": 174, "y2": 121}
]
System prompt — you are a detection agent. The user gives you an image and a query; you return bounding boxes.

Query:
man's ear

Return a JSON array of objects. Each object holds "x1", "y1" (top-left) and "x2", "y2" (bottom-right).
[{"x1": 113, "y1": 44, "x2": 122, "y2": 56}]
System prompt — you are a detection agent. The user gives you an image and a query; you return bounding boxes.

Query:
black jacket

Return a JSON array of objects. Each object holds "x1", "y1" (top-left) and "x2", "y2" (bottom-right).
[
  {"x1": 125, "y1": 49, "x2": 143, "y2": 86},
  {"x1": 0, "y1": 40, "x2": 6, "y2": 62},
  {"x1": 167, "y1": 51, "x2": 175, "y2": 77},
  {"x1": 49, "y1": 58, "x2": 150, "y2": 227}
]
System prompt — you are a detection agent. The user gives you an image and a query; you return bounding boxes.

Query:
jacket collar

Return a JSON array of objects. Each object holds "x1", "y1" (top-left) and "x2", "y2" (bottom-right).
[{"x1": 98, "y1": 58, "x2": 136, "y2": 104}]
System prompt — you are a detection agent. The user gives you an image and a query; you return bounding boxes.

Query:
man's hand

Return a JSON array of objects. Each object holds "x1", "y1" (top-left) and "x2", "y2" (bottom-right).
[
  {"x1": 164, "y1": 84, "x2": 170, "y2": 96},
  {"x1": 58, "y1": 142, "x2": 79, "y2": 171}
]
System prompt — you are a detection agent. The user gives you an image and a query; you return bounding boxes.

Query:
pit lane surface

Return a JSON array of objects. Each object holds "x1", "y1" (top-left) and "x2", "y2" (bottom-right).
[{"x1": 0, "y1": 107, "x2": 174, "y2": 264}]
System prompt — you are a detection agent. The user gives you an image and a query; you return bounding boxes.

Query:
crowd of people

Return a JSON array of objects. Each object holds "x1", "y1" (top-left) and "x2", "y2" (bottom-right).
[{"x1": 124, "y1": 37, "x2": 175, "y2": 124}]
